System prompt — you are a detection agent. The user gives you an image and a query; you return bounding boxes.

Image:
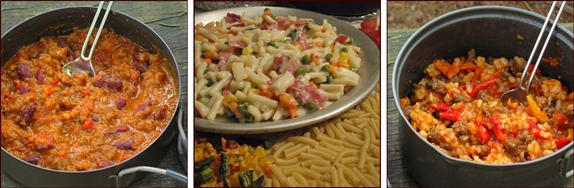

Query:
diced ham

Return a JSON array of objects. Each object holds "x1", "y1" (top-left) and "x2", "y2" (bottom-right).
[
  {"x1": 228, "y1": 41, "x2": 246, "y2": 48},
  {"x1": 285, "y1": 60, "x2": 301, "y2": 75},
  {"x1": 288, "y1": 81, "x2": 327, "y2": 105},
  {"x1": 333, "y1": 35, "x2": 349, "y2": 45},
  {"x1": 219, "y1": 51, "x2": 231, "y2": 62},
  {"x1": 225, "y1": 13, "x2": 241, "y2": 23},
  {"x1": 273, "y1": 55, "x2": 290, "y2": 71}
]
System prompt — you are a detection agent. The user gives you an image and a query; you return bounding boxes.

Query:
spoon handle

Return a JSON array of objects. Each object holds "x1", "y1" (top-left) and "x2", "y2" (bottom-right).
[
  {"x1": 80, "y1": 1, "x2": 114, "y2": 61},
  {"x1": 519, "y1": 1, "x2": 565, "y2": 92}
]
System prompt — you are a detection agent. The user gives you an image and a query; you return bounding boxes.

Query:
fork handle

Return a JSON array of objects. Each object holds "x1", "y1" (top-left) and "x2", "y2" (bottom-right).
[{"x1": 80, "y1": 1, "x2": 114, "y2": 60}]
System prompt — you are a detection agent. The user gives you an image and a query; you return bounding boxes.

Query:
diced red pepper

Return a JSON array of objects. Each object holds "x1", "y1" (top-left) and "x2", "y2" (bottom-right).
[
  {"x1": 52, "y1": 79, "x2": 60, "y2": 86},
  {"x1": 468, "y1": 79, "x2": 496, "y2": 99},
  {"x1": 230, "y1": 162, "x2": 241, "y2": 172},
  {"x1": 476, "y1": 123, "x2": 491, "y2": 144},
  {"x1": 16, "y1": 53, "x2": 23, "y2": 60},
  {"x1": 79, "y1": 89, "x2": 91, "y2": 96},
  {"x1": 489, "y1": 116, "x2": 506, "y2": 141},
  {"x1": 555, "y1": 137, "x2": 571, "y2": 149},
  {"x1": 553, "y1": 113, "x2": 568, "y2": 128},
  {"x1": 13, "y1": 80, "x2": 24, "y2": 90},
  {"x1": 527, "y1": 119, "x2": 544, "y2": 139},
  {"x1": 437, "y1": 102, "x2": 450, "y2": 112},
  {"x1": 438, "y1": 111, "x2": 460, "y2": 122},
  {"x1": 527, "y1": 64, "x2": 541, "y2": 75},
  {"x1": 541, "y1": 57, "x2": 559, "y2": 67},
  {"x1": 428, "y1": 105, "x2": 436, "y2": 113},
  {"x1": 83, "y1": 120, "x2": 94, "y2": 130}
]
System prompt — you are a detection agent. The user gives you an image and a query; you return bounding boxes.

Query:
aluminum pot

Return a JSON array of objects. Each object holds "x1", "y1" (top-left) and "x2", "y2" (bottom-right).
[
  {"x1": 1, "y1": 7, "x2": 181, "y2": 187},
  {"x1": 392, "y1": 6, "x2": 573, "y2": 187}
]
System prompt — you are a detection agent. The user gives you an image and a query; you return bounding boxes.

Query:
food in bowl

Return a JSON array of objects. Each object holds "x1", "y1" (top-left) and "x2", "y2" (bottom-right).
[
  {"x1": 194, "y1": 8, "x2": 362, "y2": 123},
  {"x1": 1, "y1": 27, "x2": 178, "y2": 171},
  {"x1": 400, "y1": 49, "x2": 573, "y2": 164}
]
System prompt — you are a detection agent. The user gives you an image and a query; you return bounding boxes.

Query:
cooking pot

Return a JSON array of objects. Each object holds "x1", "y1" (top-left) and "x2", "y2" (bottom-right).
[
  {"x1": 1, "y1": 7, "x2": 181, "y2": 187},
  {"x1": 392, "y1": 6, "x2": 573, "y2": 187}
]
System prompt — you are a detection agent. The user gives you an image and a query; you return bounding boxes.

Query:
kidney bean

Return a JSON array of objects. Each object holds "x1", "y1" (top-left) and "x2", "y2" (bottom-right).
[
  {"x1": 134, "y1": 102, "x2": 149, "y2": 114},
  {"x1": 106, "y1": 78, "x2": 123, "y2": 91},
  {"x1": 17, "y1": 63, "x2": 32, "y2": 79},
  {"x1": 115, "y1": 125, "x2": 130, "y2": 133},
  {"x1": 112, "y1": 140, "x2": 134, "y2": 150},
  {"x1": 115, "y1": 98, "x2": 126, "y2": 110},
  {"x1": 91, "y1": 115, "x2": 99, "y2": 122},
  {"x1": 18, "y1": 87, "x2": 31, "y2": 95},
  {"x1": 21, "y1": 102, "x2": 37, "y2": 126},
  {"x1": 94, "y1": 75, "x2": 111, "y2": 88},
  {"x1": 135, "y1": 61, "x2": 149, "y2": 73},
  {"x1": 1, "y1": 67, "x2": 5, "y2": 76},
  {"x1": 152, "y1": 108, "x2": 167, "y2": 120},
  {"x1": 97, "y1": 158, "x2": 113, "y2": 168},
  {"x1": 35, "y1": 69, "x2": 45, "y2": 84},
  {"x1": 23, "y1": 155, "x2": 41, "y2": 165}
]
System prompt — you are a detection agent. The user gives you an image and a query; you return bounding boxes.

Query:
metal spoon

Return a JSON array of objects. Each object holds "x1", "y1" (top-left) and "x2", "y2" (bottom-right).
[
  {"x1": 62, "y1": 1, "x2": 113, "y2": 76},
  {"x1": 500, "y1": 1, "x2": 566, "y2": 104}
]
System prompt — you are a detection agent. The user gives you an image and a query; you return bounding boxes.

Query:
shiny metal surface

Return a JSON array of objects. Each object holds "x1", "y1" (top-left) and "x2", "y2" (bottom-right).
[{"x1": 194, "y1": 7, "x2": 381, "y2": 134}]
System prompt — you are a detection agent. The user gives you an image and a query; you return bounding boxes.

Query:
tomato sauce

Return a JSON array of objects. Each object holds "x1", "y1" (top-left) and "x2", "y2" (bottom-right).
[{"x1": 1, "y1": 28, "x2": 178, "y2": 171}]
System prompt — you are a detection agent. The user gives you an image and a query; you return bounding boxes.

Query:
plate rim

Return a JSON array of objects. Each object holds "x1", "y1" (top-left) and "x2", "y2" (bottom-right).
[{"x1": 193, "y1": 6, "x2": 381, "y2": 134}]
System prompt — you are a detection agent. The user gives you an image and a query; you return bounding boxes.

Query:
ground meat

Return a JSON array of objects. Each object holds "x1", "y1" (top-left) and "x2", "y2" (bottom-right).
[{"x1": 430, "y1": 77, "x2": 446, "y2": 94}]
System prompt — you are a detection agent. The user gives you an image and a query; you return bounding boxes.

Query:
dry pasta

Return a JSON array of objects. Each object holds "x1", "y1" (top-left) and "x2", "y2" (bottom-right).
[
  {"x1": 266, "y1": 86, "x2": 381, "y2": 186},
  {"x1": 194, "y1": 8, "x2": 363, "y2": 123}
]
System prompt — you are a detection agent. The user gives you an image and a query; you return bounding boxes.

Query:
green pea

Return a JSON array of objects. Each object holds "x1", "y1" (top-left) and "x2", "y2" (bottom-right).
[
  {"x1": 251, "y1": 83, "x2": 259, "y2": 89},
  {"x1": 295, "y1": 67, "x2": 307, "y2": 77},
  {"x1": 207, "y1": 77, "x2": 217, "y2": 87},
  {"x1": 325, "y1": 53, "x2": 333, "y2": 62},
  {"x1": 267, "y1": 41, "x2": 276, "y2": 47},
  {"x1": 199, "y1": 96, "x2": 209, "y2": 105},
  {"x1": 289, "y1": 28, "x2": 299, "y2": 40},
  {"x1": 326, "y1": 75, "x2": 334, "y2": 84},
  {"x1": 301, "y1": 55, "x2": 311, "y2": 64},
  {"x1": 304, "y1": 100, "x2": 316, "y2": 110},
  {"x1": 340, "y1": 47, "x2": 348, "y2": 53},
  {"x1": 203, "y1": 68, "x2": 211, "y2": 74},
  {"x1": 238, "y1": 102, "x2": 249, "y2": 115},
  {"x1": 321, "y1": 65, "x2": 331, "y2": 73}
]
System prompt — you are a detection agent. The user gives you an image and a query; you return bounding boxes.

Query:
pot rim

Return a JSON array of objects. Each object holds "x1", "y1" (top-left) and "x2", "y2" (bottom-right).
[
  {"x1": 392, "y1": 5, "x2": 574, "y2": 167},
  {"x1": 1, "y1": 6, "x2": 181, "y2": 173}
]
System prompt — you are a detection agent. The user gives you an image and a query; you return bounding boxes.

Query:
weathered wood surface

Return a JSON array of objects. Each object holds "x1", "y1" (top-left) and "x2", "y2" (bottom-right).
[
  {"x1": 387, "y1": 23, "x2": 573, "y2": 187},
  {"x1": 1, "y1": 1, "x2": 188, "y2": 187}
]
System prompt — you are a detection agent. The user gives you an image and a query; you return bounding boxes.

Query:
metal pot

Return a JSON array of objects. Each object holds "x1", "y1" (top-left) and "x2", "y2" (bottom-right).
[
  {"x1": 392, "y1": 6, "x2": 573, "y2": 187},
  {"x1": 1, "y1": 7, "x2": 181, "y2": 187}
]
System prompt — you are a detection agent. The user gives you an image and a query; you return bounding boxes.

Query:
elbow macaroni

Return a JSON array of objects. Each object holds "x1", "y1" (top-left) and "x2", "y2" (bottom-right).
[{"x1": 195, "y1": 8, "x2": 362, "y2": 122}]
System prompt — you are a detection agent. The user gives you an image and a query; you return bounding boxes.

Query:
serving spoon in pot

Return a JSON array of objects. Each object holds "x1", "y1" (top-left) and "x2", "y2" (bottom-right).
[
  {"x1": 500, "y1": 1, "x2": 566, "y2": 104},
  {"x1": 62, "y1": 1, "x2": 113, "y2": 77}
]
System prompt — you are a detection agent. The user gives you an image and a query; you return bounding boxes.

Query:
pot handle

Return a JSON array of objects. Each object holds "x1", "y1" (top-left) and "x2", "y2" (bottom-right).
[
  {"x1": 108, "y1": 166, "x2": 188, "y2": 187},
  {"x1": 557, "y1": 148, "x2": 573, "y2": 178}
]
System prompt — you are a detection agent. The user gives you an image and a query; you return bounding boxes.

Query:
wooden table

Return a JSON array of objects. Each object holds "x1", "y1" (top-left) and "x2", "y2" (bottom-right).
[
  {"x1": 387, "y1": 24, "x2": 574, "y2": 187},
  {"x1": 1, "y1": 2, "x2": 188, "y2": 187}
]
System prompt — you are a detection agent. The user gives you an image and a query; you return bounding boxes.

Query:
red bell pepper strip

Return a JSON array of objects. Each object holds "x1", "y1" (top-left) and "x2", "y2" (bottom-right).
[
  {"x1": 439, "y1": 111, "x2": 460, "y2": 122},
  {"x1": 489, "y1": 116, "x2": 506, "y2": 141},
  {"x1": 527, "y1": 119, "x2": 544, "y2": 139},
  {"x1": 555, "y1": 137, "x2": 571, "y2": 149},
  {"x1": 437, "y1": 102, "x2": 450, "y2": 112},
  {"x1": 476, "y1": 123, "x2": 491, "y2": 144},
  {"x1": 468, "y1": 79, "x2": 496, "y2": 99},
  {"x1": 527, "y1": 64, "x2": 541, "y2": 75},
  {"x1": 553, "y1": 113, "x2": 568, "y2": 128}
]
